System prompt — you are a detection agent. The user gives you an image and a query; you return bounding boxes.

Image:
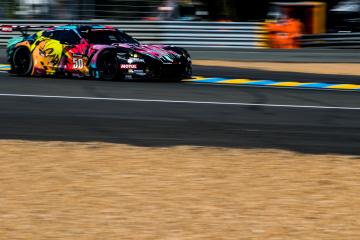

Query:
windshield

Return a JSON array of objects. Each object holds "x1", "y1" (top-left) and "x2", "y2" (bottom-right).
[{"x1": 81, "y1": 29, "x2": 139, "y2": 45}]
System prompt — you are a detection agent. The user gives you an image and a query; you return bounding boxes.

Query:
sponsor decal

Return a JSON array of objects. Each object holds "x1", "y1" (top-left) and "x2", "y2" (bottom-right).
[
  {"x1": 128, "y1": 58, "x2": 145, "y2": 64},
  {"x1": 72, "y1": 53, "x2": 83, "y2": 58},
  {"x1": 133, "y1": 70, "x2": 145, "y2": 75},
  {"x1": 1, "y1": 25, "x2": 13, "y2": 32},
  {"x1": 125, "y1": 75, "x2": 133, "y2": 80},
  {"x1": 120, "y1": 64, "x2": 137, "y2": 69}
]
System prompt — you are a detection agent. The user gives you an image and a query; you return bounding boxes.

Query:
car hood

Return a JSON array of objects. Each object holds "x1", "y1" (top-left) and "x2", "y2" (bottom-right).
[{"x1": 114, "y1": 43, "x2": 182, "y2": 62}]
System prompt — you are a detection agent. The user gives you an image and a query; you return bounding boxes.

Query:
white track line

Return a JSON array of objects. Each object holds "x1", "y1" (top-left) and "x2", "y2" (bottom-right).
[{"x1": 0, "y1": 93, "x2": 359, "y2": 110}]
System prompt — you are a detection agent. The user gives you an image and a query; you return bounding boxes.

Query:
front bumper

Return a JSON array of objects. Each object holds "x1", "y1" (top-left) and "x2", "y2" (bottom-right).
[{"x1": 121, "y1": 62, "x2": 192, "y2": 80}]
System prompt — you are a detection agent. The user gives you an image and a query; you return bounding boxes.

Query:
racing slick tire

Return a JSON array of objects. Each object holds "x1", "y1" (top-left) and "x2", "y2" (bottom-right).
[
  {"x1": 170, "y1": 64, "x2": 192, "y2": 82},
  {"x1": 184, "y1": 63, "x2": 192, "y2": 79},
  {"x1": 11, "y1": 47, "x2": 33, "y2": 76},
  {"x1": 97, "y1": 50, "x2": 121, "y2": 81}
]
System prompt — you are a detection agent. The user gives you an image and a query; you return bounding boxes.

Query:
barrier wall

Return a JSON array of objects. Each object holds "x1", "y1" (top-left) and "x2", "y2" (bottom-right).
[
  {"x1": 1, "y1": 20, "x2": 358, "y2": 49},
  {"x1": 0, "y1": 20, "x2": 268, "y2": 49},
  {"x1": 300, "y1": 33, "x2": 360, "y2": 47}
]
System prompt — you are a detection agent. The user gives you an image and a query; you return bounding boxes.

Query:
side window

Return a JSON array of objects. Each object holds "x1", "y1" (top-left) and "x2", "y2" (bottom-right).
[
  {"x1": 53, "y1": 30, "x2": 81, "y2": 45},
  {"x1": 52, "y1": 30, "x2": 63, "y2": 41},
  {"x1": 42, "y1": 30, "x2": 55, "y2": 38}
]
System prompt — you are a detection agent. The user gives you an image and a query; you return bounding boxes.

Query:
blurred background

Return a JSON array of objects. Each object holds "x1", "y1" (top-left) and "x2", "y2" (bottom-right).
[
  {"x1": 0, "y1": 0, "x2": 350, "y2": 22},
  {"x1": 1, "y1": 0, "x2": 360, "y2": 48}
]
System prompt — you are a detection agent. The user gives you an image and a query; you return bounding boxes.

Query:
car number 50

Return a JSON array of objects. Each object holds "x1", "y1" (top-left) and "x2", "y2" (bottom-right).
[{"x1": 73, "y1": 58, "x2": 84, "y2": 69}]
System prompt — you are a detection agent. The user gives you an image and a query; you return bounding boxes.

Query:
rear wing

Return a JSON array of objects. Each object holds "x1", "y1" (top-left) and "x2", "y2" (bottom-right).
[{"x1": 0, "y1": 25, "x2": 56, "y2": 36}]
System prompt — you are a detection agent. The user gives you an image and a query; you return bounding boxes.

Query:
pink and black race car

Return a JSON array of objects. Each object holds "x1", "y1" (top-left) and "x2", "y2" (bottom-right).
[{"x1": 6, "y1": 25, "x2": 192, "y2": 81}]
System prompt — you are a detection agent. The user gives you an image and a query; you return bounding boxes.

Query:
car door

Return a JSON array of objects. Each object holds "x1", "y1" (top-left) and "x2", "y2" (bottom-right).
[
  {"x1": 59, "y1": 29, "x2": 90, "y2": 76},
  {"x1": 31, "y1": 29, "x2": 64, "y2": 76}
]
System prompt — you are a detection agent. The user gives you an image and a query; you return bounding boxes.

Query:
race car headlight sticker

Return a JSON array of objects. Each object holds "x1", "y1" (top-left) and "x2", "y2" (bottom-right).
[
  {"x1": 129, "y1": 52, "x2": 139, "y2": 58},
  {"x1": 127, "y1": 57, "x2": 145, "y2": 64}
]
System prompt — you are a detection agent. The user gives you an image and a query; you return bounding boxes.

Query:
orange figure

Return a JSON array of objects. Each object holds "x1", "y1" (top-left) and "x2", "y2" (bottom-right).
[
  {"x1": 286, "y1": 18, "x2": 303, "y2": 48},
  {"x1": 266, "y1": 17, "x2": 303, "y2": 49},
  {"x1": 266, "y1": 22, "x2": 280, "y2": 48}
]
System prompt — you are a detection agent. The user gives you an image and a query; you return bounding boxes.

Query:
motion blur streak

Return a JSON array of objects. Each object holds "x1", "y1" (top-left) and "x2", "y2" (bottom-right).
[{"x1": 0, "y1": 93, "x2": 360, "y2": 110}]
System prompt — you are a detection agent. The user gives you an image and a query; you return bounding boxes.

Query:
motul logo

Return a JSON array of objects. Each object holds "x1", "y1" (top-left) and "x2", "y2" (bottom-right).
[{"x1": 120, "y1": 64, "x2": 137, "y2": 69}]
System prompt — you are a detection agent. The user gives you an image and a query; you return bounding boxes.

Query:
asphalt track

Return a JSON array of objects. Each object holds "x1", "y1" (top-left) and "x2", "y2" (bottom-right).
[
  {"x1": 1, "y1": 47, "x2": 360, "y2": 154},
  {"x1": 189, "y1": 48, "x2": 360, "y2": 63},
  {"x1": 1, "y1": 65, "x2": 360, "y2": 155}
]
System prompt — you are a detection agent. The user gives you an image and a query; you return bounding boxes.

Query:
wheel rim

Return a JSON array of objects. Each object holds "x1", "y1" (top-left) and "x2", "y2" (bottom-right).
[
  {"x1": 13, "y1": 48, "x2": 31, "y2": 75},
  {"x1": 99, "y1": 52, "x2": 118, "y2": 80}
]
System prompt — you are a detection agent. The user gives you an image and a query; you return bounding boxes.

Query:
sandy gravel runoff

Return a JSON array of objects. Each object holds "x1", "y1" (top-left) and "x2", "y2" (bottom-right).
[
  {"x1": 1, "y1": 140, "x2": 360, "y2": 240},
  {"x1": 193, "y1": 60, "x2": 360, "y2": 76}
]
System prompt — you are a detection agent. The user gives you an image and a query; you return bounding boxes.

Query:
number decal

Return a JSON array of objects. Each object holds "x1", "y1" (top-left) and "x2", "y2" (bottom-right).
[{"x1": 73, "y1": 58, "x2": 84, "y2": 69}]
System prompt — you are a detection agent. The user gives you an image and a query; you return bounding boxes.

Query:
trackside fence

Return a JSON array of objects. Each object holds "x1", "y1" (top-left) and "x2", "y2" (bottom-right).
[
  {"x1": 0, "y1": 20, "x2": 268, "y2": 49},
  {"x1": 2, "y1": 20, "x2": 359, "y2": 49},
  {"x1": 300, "y1": 33, "x2": 360, "y2": 47}
]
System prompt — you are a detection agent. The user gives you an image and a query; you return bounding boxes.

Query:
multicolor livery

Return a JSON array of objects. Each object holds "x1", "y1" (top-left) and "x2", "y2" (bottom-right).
[{"x1": 4, "y1": 25, "x2": 192, "y2": 81}]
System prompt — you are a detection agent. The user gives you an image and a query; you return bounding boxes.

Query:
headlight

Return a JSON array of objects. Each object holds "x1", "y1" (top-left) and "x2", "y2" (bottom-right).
[
  {"x1": 183, "y1": 52, "x2": 191, "y2": 61},
  {"x1": 129, "y1": 52, "x2": 139, "y2": 58},
  {"x1": 182, "y1": 51, "x2": 191, "y2": 60}
]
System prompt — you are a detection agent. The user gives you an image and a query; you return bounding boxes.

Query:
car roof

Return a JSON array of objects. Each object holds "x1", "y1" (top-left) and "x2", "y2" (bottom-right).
[{"x1": 52, "y1": 25, "x2": 116, "y2": 31}]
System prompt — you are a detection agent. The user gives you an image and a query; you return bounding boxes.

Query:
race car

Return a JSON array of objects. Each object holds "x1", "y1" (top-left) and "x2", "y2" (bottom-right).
[{"x1": 5, "y1": 25, "x2": 192, "y2": 81}]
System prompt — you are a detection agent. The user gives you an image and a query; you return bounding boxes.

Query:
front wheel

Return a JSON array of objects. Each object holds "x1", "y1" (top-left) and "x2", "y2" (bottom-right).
[
  {"x1": 11, "y1": 47, "x2": 33, "y2": 76},
  {"x1": 184, "y1": 64, "x2": 192, "y2": 79},
  {"x1": 171, "y1": 64, "x2": 192, "y2": 82},
  {"x1": 97, "y1": 50, "x2": 121, "y2": 81}
]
